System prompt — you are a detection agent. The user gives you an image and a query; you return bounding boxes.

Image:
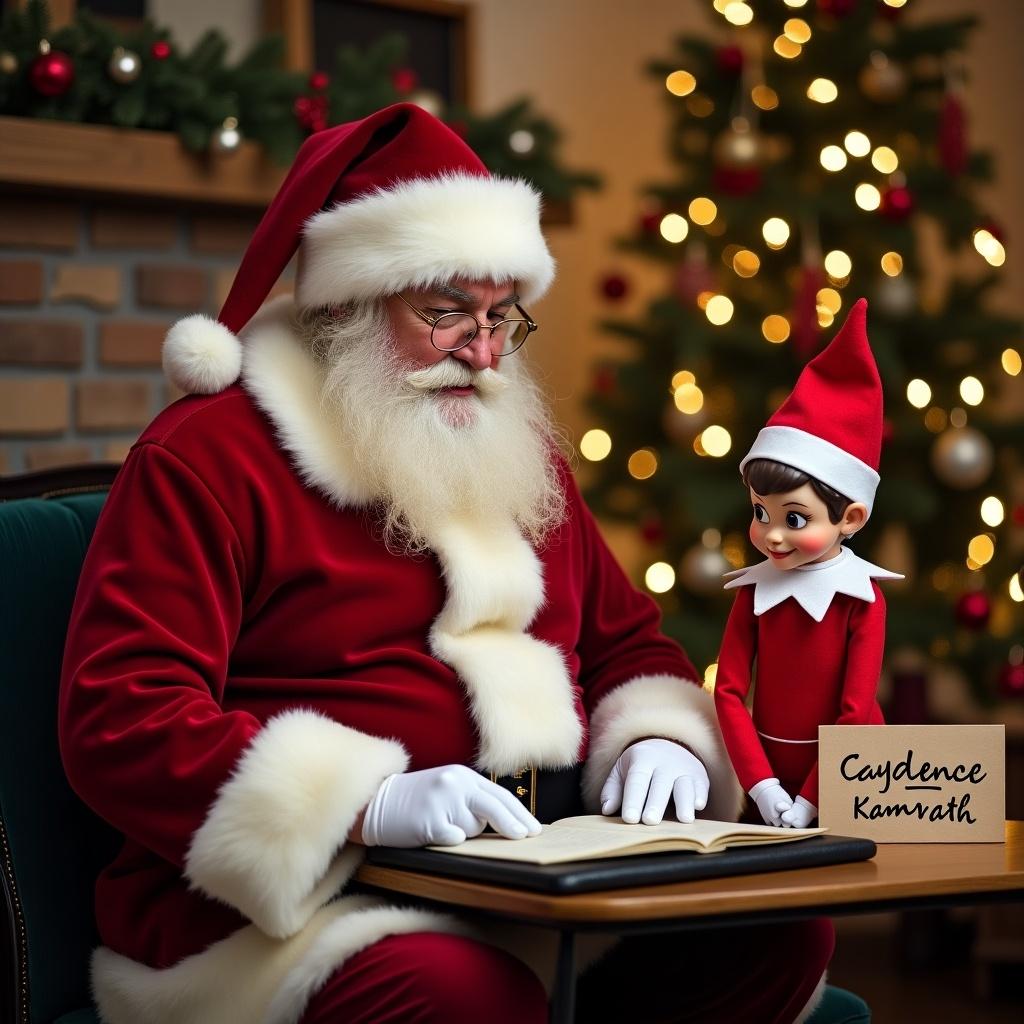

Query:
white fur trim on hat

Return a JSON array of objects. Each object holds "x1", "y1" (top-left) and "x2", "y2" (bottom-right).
[
  {"x1": 163, "y1": 314, "x2": 243, "y2": 394},
  {"x1": 740, "y1": 425, "x2": 880, "y2": 514},
  {"x1": 296, "y1": 172, "x2": 556, "y2": 308}
]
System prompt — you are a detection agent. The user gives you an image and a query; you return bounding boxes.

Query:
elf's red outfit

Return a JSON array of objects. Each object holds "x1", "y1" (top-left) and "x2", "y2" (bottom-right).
[
  {"x1": 58, "y1": 104, "x2": 831, "y2": 1024},
  {"x1": 714, "y1": 299, "x2": 900, "y2": 819}
]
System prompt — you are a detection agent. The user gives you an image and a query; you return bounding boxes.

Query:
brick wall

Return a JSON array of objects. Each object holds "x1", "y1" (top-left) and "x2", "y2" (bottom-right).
[{"x1": 0, "y1": 195, "x2": 291, "y2": 475}]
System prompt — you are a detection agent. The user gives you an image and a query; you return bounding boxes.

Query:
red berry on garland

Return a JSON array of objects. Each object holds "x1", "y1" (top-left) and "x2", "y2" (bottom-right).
[
  {"x1": 879, "y1": 185, "x2": 914, "y2": 222},
  {"x1": 309, "y1": 70, "x2": 329, "y2": 92},
  {"x1": 29, "y1": 45, "x2": 75, "y2": 97},
  {"x1": 955, "y1": 590, "x2": 991, "y2": 631},
  {"x1": 150, "y1": 40, "x2": 172, "y2": 60},
  {"x1": 391, "y1": 67, "x2": 418, "y2": 93},
  {"x1": 715, "y1": 45, "x2": 744, "y2": 77},
  {"x1": 293, "y1": 95, "x2": 329, "y2": 133},
  {"x1": 600, "y1": 272, "x2": 630, "y2": 302}
]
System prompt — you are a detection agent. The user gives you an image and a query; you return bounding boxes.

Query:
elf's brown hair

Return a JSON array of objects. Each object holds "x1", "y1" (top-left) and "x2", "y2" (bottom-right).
[{"x1": 742, "y1": 458, "x2": 851, "y2": 525}]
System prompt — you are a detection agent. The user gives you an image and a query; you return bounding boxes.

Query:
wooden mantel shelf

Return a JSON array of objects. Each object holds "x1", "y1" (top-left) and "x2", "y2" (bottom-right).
[{"x1": 0, "y1": 115, "x2": 286, "y2": 209}]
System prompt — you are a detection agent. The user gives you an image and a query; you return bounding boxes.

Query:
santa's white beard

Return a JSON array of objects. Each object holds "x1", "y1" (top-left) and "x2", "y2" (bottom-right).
[{"x1": 309, "y1": 304, "x2": 566, "y2": 552}]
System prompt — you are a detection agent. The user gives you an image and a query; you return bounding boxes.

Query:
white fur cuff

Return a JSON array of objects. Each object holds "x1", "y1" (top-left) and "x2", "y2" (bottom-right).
[
  {"x1": 185, "y1": 710, "x2": 408, "y2": 938},
  {"x1": 582, "y1": 675, "x2": 744, "y2": 822}
]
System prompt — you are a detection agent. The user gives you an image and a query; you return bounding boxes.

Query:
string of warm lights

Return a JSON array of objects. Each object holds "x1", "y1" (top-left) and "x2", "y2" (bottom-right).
[{"x1": 581, "y1": 0, "x2": 1019, "y2": 629}]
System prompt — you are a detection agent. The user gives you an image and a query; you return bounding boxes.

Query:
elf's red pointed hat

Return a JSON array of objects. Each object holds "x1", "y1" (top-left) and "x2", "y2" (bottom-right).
[
  {"x1": 739, "y1": 298, "x2": 883, "y2": 514},
  {"x1": 163, "y1": 103, "x2": 555, "y2": 394}
]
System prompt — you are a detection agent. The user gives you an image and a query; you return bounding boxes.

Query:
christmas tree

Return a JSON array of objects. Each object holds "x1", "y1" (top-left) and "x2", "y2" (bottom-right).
[{"x1": 582, "y1": 0, "x2": 1023, "y2": 708}]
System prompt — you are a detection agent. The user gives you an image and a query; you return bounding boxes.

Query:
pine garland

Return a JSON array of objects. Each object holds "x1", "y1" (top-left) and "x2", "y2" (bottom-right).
[{"x1": 0, "y1": 1, "x2": 599, "y2": 200}]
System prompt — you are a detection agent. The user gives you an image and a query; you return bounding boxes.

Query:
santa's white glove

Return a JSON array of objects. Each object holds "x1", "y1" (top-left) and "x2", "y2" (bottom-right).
[
  {"x1": 749, "y1": 778, "x2": 794, "y2": 827},
  {"x1": 600, "y1": 738, "x2": 710, "y2": 825},
  {"x1": 780, "y1": 796, "x2": 817, "y2": 829},
  {"x1": 361, "y1": 764, "x2": 542, "y2": 848}
]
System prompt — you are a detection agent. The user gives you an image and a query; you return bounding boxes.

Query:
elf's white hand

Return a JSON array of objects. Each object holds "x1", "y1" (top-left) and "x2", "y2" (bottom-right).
[
  {"x1": 600, "y1": 738, "x2": 710, "y2": 825},
  {"x1": 780, "y1": 796, "x2": 817, "y2": 829},
  {"x1": 361, "y1": 765, "x2": 542, "y2": 847},
  {"x1": 749, "y1": 778, "x2": 794, "y2": 827}
]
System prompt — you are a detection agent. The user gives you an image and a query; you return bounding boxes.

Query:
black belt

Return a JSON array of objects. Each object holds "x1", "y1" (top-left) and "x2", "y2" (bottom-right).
[{"x1": 485, "y1": 764, "x2": 584, "y2": 825}]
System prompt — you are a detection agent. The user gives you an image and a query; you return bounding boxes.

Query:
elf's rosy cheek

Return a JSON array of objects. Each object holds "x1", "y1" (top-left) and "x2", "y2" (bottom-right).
[{"x1": 793, "y1": 526, "x2": 834, "y2": 557}]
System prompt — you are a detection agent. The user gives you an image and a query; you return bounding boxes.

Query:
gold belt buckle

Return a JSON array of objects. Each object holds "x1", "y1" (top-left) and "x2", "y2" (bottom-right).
[{"x1": 489, "y1": 765, "x2": 537, "y2": 816}]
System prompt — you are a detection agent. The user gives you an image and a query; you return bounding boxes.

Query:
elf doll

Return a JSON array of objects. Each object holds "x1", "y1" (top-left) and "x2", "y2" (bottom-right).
[{"x1": 714, "y1": 298, "x2": 903, "y2": 829}]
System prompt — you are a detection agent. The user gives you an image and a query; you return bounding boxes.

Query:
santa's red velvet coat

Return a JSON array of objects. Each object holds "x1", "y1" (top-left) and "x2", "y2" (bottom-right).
[
  {"x1": 714, "y1": 581, "x2": 887, "y2": 806},
  {"x1": 59, "y1": 302, "x2": 742, "y2": 1024}
]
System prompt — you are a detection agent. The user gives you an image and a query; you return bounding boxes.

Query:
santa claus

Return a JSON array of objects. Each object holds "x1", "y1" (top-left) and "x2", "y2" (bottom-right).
[{"x1": 59, "y1": 103, "x2": 833, "y2": 1023}]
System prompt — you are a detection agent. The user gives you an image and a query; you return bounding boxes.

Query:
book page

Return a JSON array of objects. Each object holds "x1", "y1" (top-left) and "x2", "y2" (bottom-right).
[{"x1": 427, "y1": 816, "x2": 825, "y2": 865}]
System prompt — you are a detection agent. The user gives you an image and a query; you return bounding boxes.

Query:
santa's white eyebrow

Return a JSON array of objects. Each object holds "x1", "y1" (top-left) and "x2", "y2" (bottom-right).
[{"x1": 427, "y1": 284, "x2": 519, "y2": 307}]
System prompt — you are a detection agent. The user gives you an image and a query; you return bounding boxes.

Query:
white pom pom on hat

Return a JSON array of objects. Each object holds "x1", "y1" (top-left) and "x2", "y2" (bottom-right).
[{"x1": 162, "y1": 315, "x2": 242, "y2": 395}]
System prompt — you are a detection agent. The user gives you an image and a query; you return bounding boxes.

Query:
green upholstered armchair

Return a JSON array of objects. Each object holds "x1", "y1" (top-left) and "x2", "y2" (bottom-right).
[
  {"x1": 0, "y1": 462, "x2": 870, "y2": 1024},
  {"x1": 0, "y1": 465, "x2": 121, "y2": 1024}
]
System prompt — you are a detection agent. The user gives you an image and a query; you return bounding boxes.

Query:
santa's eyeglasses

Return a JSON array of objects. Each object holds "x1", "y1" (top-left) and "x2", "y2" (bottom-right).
[{"x1": 395, "y1": 292, "x2": 538, "y2": 357}]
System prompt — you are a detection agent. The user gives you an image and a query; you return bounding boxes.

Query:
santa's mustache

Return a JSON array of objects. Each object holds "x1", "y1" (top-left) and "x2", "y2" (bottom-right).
[{"x1": 403, "y1": 359, "x2": 508, "y2": 397}]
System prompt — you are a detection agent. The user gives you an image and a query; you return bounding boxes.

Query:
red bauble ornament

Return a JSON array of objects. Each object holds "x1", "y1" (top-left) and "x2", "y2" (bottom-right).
[
  {"x1": 391, "y1": 67, "x2": 418, "y2": 93},
  {"x1": 715, "y1": 45, "x2": 744, "y2": 77},
  {"x1": 150, "y1": 40, "x2": 172, "y2": 61},
  {"x1": 955, "y1": 590, "x2": 991, "y2": 631},
  {"x1": 1012, "y1": 504, "x2": 1024, "y2": 526},
  {"x1": 640, "y1": 514, "x2": 665, "y2": 545},
  {"x1": 591, "y1": 366, "x2": 617, "y2": 397},
  {"x1": 639, "y1": 210, "x2": 663, "y2": 235},
  {"x1": 791, "y1": 265, "x2": 825, "y2": 361},
  {"x1": 712, "y1": 164, "x2": 762, "y2": 197},
  {"x1": 880, "y1": 185, "x2": 914, "y2": 222},
  {"x1": 938, "y1": 92, "x2": 967, "y2": 177},
  {"x1": 308, "y1": 70, "x2": 329, "y2": 92},
  {"x1": 293, "y1": 94, "x2": 329, "y2": 133},
  {"x1": 599, "y1": 272, "x2": 629, "y2": 302},
  {"x1": 998, "y1": 661, "x2": 1024, "y2": 700},
  {"x1": 819, "y1": 0, "x2": 857, "y2": 16},
  {"x1": 29, "y1": 48, "x2": 75, "y2": 97}
]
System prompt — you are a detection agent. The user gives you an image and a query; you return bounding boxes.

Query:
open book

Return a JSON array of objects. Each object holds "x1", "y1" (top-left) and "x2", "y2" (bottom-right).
[{"x1": 427, "y1": 815, "x2": 826, "y2": 865}]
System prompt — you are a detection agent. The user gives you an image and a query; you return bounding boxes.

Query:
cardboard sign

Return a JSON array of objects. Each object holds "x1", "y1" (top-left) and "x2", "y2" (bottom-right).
[{"x1": 818, "y1": 725, "x2": 1005, "y2": 843}]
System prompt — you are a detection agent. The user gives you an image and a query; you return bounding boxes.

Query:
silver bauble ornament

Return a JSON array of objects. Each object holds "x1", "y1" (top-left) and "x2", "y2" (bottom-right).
[
  {"x1": 859, "y1": 51, "x2": 906, "y2": 103},
  {"x1": 873, "y1": 274, "x2": 916, "y2": 318},
  {"x1": 680, "y1": 543, "x2": 731, "y2": 595},
  {"x1": 210, "y1": 117, "x2": 242, "y2": 155},
  {"x1": 108, "y1": 46, "x2": 141, "y2": 84},
  {"x1": 930, "y1": 426, "x2": 994, "y2": 489}
]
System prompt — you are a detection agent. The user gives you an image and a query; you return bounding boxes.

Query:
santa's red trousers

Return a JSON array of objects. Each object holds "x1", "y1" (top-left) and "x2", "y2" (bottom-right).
[{"x1": 299, "y1": 917, "x2": 834, "y2": 1023}]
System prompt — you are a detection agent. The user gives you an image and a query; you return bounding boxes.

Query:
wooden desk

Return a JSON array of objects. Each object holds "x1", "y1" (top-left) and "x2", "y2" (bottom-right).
[{"x1": 355, "y1": 822, "x2": 1024, "y2": 1023}]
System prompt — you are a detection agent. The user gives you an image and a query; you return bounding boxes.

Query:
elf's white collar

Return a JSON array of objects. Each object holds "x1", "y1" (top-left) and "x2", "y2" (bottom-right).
[{"x1": 723, "y1": 546, "x2": 903, "y2": 622}]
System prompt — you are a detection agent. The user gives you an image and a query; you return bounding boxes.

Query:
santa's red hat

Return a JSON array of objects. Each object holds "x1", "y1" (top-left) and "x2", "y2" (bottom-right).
[
  {"x1": 739, "y1": 298, "x2": 883, "y2": 514},
  {"x1": 163, "y1": 103, "x2": 555, "y2": 394}
]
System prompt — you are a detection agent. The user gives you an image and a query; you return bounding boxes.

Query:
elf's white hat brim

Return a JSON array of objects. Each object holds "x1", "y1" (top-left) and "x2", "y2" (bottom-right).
[{"x1": 740, "y1": 425, "x2": 880, "y2": 514}]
